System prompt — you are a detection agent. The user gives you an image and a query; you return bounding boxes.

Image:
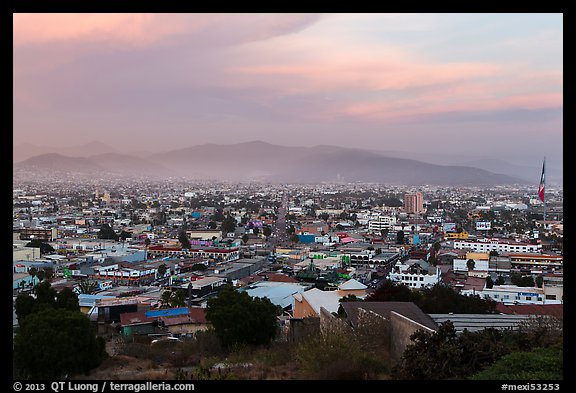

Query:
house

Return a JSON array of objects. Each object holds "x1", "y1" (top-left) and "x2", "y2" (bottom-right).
[
  {"x1": 292, "y1": 278, "x2": 368, "y2": 318},
  {"x1": 388, "y1": 259, "x2": 442, "y2": 289},
  {"x1": 240, "y1": 281, "x2": 311, "y2": 311},
  {"x1": 120, "y1": 307, "x2": 210, "y2": 337}
]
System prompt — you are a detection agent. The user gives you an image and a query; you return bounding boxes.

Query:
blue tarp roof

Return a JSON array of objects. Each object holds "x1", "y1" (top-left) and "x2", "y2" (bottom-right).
[{"x1": 145, "y1": 307, "x2": 189, "y2": 318}]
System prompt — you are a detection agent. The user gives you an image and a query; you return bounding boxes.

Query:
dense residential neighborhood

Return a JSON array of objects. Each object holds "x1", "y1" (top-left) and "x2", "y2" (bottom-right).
[{"x1": 12, "y1": 177, "x2": 563, "y2": 380}]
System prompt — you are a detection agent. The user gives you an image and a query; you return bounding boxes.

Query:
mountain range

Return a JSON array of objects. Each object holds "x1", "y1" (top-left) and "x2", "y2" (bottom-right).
[{"x1": 13, "y1": 140, "x2": 544, "y2": 185}]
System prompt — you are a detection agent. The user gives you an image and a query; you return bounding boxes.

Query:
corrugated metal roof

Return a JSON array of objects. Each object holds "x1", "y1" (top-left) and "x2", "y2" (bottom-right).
[{"x1": 428, "y1": 313, "x2": 531, "y2": 332}]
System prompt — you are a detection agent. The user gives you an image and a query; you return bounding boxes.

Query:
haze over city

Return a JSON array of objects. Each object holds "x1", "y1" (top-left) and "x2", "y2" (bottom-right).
[{"x1": 13, "y1": 13, "x2": 562, "y2": 176}]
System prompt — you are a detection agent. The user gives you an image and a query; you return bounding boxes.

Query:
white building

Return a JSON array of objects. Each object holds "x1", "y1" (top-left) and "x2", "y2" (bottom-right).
[
  {"x1": 453, "y1": 238, "x2": 541, "y2": 254},
  {"x1": 453, "y1": 259, "x2": 489, "y2": 272},
  {"x1": 368, "y1": 215, "x2": 397, "y2": 233},
  {"x1": 388, "y1": 259, "x2": 442, "y2": 289},
  {"x1": 461, "y1": 282, "x2": 562, "y2": 305}
]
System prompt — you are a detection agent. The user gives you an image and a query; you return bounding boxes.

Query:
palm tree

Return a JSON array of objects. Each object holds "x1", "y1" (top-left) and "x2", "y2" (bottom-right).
[
  {"x1": 144, "y1": 237, "x2": 151, "y2": 259},
  {"x1": 28, "y1": 267, "x2": 38, "y2": 287}
]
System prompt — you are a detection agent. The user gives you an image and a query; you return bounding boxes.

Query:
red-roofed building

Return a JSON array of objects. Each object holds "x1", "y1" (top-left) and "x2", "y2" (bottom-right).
[{"x1": 496, "y1": 303, "x2": 563, "y2": 319}]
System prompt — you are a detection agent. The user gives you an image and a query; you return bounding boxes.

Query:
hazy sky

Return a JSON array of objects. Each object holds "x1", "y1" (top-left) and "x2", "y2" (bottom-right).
[{"x1": 13, "y1": 13, "x2": 562, "y2": 166}]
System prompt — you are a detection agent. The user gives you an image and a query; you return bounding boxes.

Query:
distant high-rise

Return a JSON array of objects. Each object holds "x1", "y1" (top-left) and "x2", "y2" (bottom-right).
[{"x1": 404, "y1": 192, "x2": 424, "y2": 214}]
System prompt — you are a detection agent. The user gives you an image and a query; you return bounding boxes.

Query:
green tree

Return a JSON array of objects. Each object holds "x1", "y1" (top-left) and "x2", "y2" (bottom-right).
[
  {"x1": 25, "y1": 239, "x2": 55, "y2": 255},
  {"x1": 511, "y1": 273, "x2": 535, "y2": 287},
  {"x1": 118, "y1": 230, "x2": 132, "y2": 240},
  {"x1": 396, "y1": 230, "x2": 405, "y2": 245},
  {"x1": 28, "y1": 267, "x2": 38, "y2": 287},
  {"x1": 97, "y1": 223, "x2": 119, "y2": 241},
  {"x1": 157, "y1": 263, "x2": 168, "y2": 278},
  {"x1": 253, "y1": 227, "x2": 260, "y2": 236},
  {"x1": 160, "y1": 289, "x2": 186, "y2": 308},
  {"x1": 318, "y1": 212, "x2": 330, "y2": 222},
  {"x1": 221, "y1": 216, "x2": 236, "y2": 235},
  {"x1": 56, "y1": 287, "x2": 80, "y2": 311},
  {"x1": 365, "y1": 279, "x2": 416, "y2": 302},
  {"x1": 495, "y1": 275, "x2": 506, "y2": 285},
  {"x1": 535, "y1": 275, "x2": 544, "y2": 288},
  {"x1": 242, "y1": 233, "x2": 250, "y2": 245},
  {"x1": 33, "y1": 281, "x2": 57, "y2": 307},
  {"x1": 470, "y1": 345, "x2": 563, "y2": 380},
  {"x1": 191, "y1": 263, "x2": 207, "y2": 271},
  {"x1": 396, "y1": 321, "x2": 461, "y2": 380},
  {"x1": 466, "y1": 259, "x2": 476, "y2": 271},
  {"x1": 36, "y1": 269, "x2": 45, "y2": 282},
  {"x1": 178, "y1": 230, "x2": 191, "y2": 249},
  {"x1": 14, "y1": 294, "x2": 37, "y2": 322},
  {"x1": 289, "y1": 233, "x2": 300, "y2": 243},
  {"x1": 13, "y1": 308, "x2": 107, "y2": 379},
  {"x1": 262, "y1": 226, "x2": 272, "y2": 239},
  {"x1": 205, "y1": 285, "x2": 279, "y2": 348},
  {"x1": 486, "y1": 276, "x2": 494, "y2": 289}
]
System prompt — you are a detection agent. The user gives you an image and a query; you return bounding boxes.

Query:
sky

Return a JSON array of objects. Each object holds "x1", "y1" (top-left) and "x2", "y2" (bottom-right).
[{"x1": 13, "y1": 13, "x2": 562, "y2": 167}]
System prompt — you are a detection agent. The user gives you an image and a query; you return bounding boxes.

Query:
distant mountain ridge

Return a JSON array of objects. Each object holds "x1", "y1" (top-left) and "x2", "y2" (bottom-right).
[
  {"x1": 14, "y1": 140, "x2": 529, "y2": 185},
  {"x1": 13, "y1": 141, "x2": 117, "y2": 163}
]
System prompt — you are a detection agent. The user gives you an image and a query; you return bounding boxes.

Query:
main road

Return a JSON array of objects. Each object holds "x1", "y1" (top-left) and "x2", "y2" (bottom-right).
[{"x1": 269, "y1": 191, "x2": 289, "y2": 249}]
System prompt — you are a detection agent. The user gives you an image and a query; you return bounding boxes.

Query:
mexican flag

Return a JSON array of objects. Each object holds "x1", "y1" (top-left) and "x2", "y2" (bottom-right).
[{"x1": 538, "y1": 159, "x2": 545, "y2": 203}]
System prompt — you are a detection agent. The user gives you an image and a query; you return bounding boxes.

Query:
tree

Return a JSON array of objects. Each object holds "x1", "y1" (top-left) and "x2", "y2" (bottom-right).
[
  {"x1": 511, "y1": 273, "x2": 535, "y2": 287},
  {"x1": 241, "y1": 233, "x2": 250, "y2": 245},
  {"x1": 253, "y1": 227, "x2": 260, "y2": 236},
  {"x1": 535, "y1": 275, "x2": 544, "y2": 288},
  {"x1": 263, "y1": 226, "x2": 272, "y2": 239},
  {"x1": 160, "y1": 289, "x2": 186, "y2": 308},
  {"x1": 178, "y1": 230, "x2": 191, "y2": 249},
  {"x1": 97, "y1": 223, "x2": 119, "y2": 241},
  {"x1": 157, "y1": 263, "x2": 168, "y2": 278},
  {"x1": 36, "y1": 269, "x2": 45, "y2": 282},
  {"x1": 14, "y1": 294, "x2": 37, "y2": 322},
  {"x1": 28, "y1": 267, "x2": 38, "y2": 287},
  {"x1": 77, "y1": 280, "x2": 99, "y2": 295},
  {"x1": 208, "y1": 221, "x2": 217, "y2": 230},
  {"x1": 495, "y1": 275, "x2": 506, "y2": 285},
  {"x1": 206, "y1": 285, "x2": 279, "y2": 348},
  {"x1": 118, "y1": 230, "x2": 132, "y2": 240},
  {"x1": 396, "y1": 230, "x2": 405, "y2": 245},
  {"x1": 221, "y1": 216, "x2": 236, "y2": 235},
  {"x1": 467, "y1": 259, "x2": 476, "y2": 271},
  {"x1": 365, "y1": 279, "x2": 416, "y2": 302},
  {"x1": 13, "y1": 308, "x2": 107, "y2": 379},
  {"x1": 43, "y1": 267, "x2": 54, "y2": 280},
  {"x1": 318, "y1": 212, "x2": 330, "y2": 222},
  {"x1": 26, "y1": 239, "x2": 55, "y2": 255},
  {"x1": 471, "y1": 345, "x2": 562, "y2": 380},
  {"x1": 486, "y1": 276, "x2": 494, "y2": 289},
  {"x1": 290, "y1": 233, "x2": 300, "y2": 243},
  {"x1": 33, "y1": 281, "x2": 57, "y2": 307},
  {"x1": 56, "y1": 287, "x2": 80, "y2": 311},
  {"x1": 396, "y1": 321, "x2": 462, "y2": 380}
]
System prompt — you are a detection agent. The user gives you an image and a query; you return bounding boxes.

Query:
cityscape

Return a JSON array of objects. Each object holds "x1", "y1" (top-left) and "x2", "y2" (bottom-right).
[{"x1": 13, "y1": 13, "x2": 562, "y2": 383}]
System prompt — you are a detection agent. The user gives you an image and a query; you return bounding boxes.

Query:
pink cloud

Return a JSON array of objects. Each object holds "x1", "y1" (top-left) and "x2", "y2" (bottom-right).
[{"x1": 13, "y1": 13, "x2": 323, "y2": 48}]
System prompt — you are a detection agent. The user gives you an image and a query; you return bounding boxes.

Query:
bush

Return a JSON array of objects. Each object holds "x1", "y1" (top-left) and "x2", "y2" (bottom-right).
[
  {"x1": 295, "y1": 331, "x2": 387, "y2": 379},
  {"x1": 470, "y1": 345, "x2": 563, "y2": 380}
]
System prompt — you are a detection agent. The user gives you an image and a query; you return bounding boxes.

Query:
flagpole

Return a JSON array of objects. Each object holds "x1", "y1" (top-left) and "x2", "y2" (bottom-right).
[{"x1": 543, "y1": 157, "x2": 546, "y2": 226}]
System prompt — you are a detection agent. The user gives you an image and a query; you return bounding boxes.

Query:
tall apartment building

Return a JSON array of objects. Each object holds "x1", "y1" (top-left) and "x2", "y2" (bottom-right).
[{"x1": 404, "y1": 192, "x2": 424, "y2": 214}]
